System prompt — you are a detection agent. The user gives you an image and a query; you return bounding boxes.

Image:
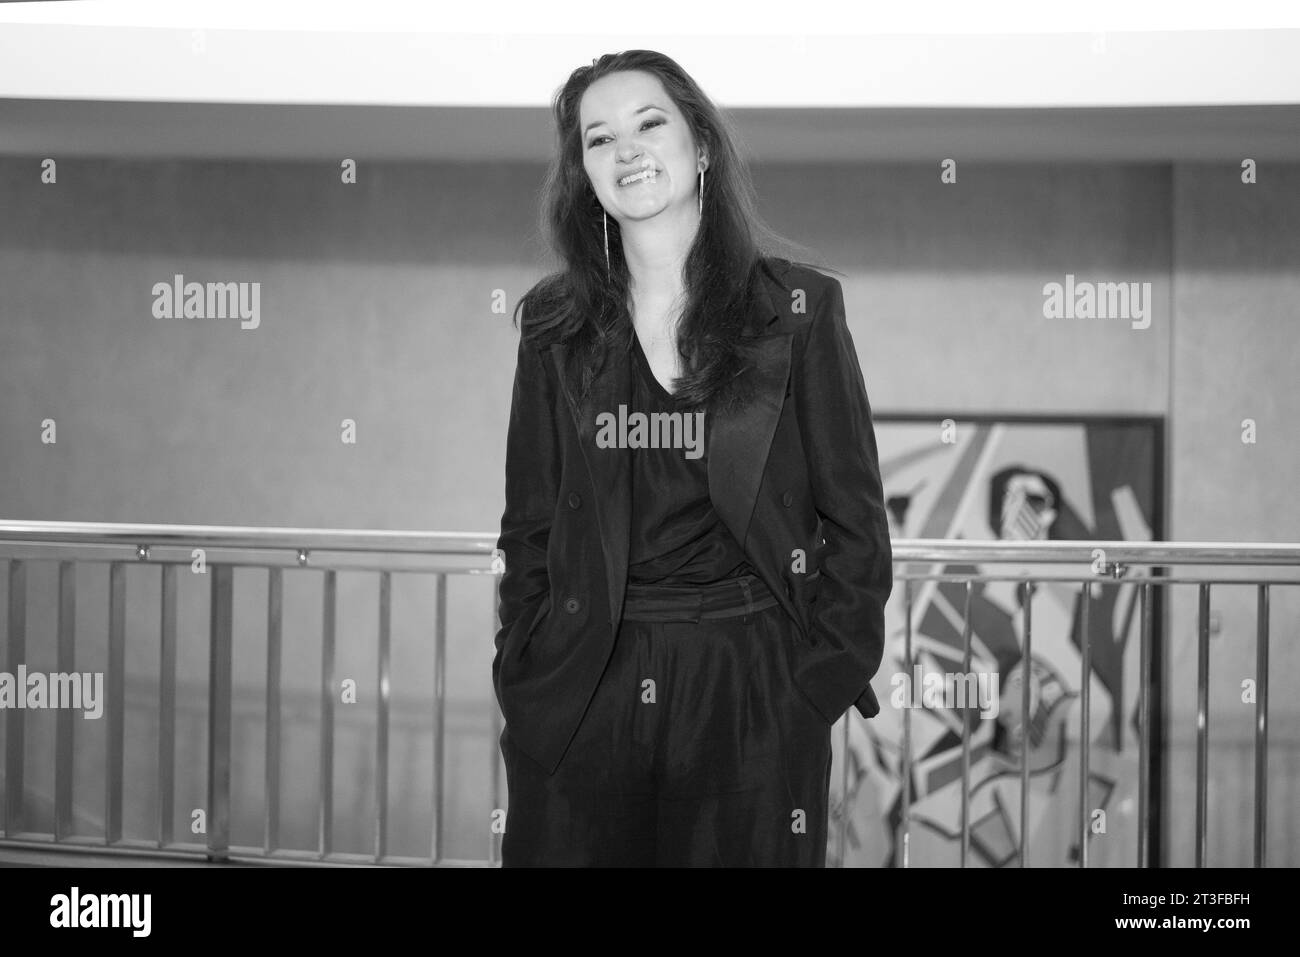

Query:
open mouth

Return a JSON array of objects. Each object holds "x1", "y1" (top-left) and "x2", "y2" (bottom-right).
[{"x1": 617, "y1": 160, "x2": 658, "y2": 187}]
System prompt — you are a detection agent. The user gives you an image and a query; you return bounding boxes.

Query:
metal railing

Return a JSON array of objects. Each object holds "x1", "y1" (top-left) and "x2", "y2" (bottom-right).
[
  {"x1": 887, "y1": 540, "x2": 1297, "y2": 869},
  {"x1": 0, "y1": 520, "x2": 1295, "y2": 866},
  {"x1": 0, "y1": 520, "x2": 501, "y2": 867}
]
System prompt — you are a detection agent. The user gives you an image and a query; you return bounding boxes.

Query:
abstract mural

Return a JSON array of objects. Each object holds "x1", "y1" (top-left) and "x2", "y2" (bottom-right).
[{"x1": 827, "y1": 416, "x2": 1163, "y2": 867}]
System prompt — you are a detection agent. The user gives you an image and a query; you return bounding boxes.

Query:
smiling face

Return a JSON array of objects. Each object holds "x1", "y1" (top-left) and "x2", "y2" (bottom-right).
[{"x1": 579, "y1": 69, "x2": 703, "y2": 224}]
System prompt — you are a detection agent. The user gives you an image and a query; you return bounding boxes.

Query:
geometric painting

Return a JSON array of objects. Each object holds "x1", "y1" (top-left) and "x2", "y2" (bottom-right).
[{"x1": 828, "y1": 415, "x2": 1164, "y2": 867}]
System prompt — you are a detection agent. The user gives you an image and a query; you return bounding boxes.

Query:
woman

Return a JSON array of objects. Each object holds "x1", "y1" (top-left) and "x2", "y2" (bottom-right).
[{"x1": 493, "y1": 50, "x2": 893, "y2": 867}]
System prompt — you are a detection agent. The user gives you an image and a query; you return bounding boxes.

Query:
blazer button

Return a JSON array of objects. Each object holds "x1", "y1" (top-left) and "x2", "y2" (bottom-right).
[
  {"x1": 568, "y1": 492, "x2": 582, "y2": 509},
  {"x1": 782, "y1": 490, "x2": 794, "y2": 507},
  {"x1": 563, "y1": 597, "x2": 581, "y2": 614}
]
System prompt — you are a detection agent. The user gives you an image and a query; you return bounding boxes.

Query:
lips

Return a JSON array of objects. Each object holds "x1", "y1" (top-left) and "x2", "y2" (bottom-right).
[{"x1": 617, "y1": 159, "x2": 658, "y2": 187}]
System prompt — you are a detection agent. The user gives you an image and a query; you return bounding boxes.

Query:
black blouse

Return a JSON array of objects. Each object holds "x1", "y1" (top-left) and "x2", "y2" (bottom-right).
[{"x1": 626, "y1": 332, "x2": 758, "y2": 585}]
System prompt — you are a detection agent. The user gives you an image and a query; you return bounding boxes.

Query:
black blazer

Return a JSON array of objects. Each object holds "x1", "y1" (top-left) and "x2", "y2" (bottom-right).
[{"x1": 493, "y1": 257, "x2": 893, "y2": 775}]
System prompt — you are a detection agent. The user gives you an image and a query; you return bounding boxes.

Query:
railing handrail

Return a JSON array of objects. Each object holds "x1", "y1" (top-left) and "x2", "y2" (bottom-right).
[
  {"x1": 891, "y1": 540, "x2": 1300, "y2": 565},
  {"x1": 2, "y1": 519, "x2": 1299, "y2": 565},
  {"x1": 0, "y1": 519, "x2": 497, "y2": 554}
]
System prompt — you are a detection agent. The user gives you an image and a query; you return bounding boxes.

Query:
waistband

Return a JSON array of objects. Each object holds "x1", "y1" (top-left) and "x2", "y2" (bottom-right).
[{"x1": 621, "y1": 573, "x2": 782, "y2": 622}]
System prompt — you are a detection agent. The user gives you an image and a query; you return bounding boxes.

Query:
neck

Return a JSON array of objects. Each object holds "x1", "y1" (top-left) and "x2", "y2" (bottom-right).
[{"x1": 619, "y1": 202, "x2": 701, "y2": 306}]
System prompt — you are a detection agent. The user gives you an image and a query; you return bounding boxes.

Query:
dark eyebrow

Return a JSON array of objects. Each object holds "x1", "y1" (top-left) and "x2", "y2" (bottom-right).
[{"x1": 583, "y1": 104, "x2": 666, "y2": 138}]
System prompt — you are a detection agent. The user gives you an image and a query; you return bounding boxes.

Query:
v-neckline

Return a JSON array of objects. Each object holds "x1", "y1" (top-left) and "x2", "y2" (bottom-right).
[{"x1": 632, "y1": 331, "x2": 677, "y2": 399}]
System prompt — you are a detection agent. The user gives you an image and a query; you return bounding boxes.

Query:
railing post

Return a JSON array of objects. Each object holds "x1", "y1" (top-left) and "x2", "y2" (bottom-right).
[
  {"x1": 432, "y1": 572, "x2": 447, "y2": 865},
  {"x1": 55, "y1": 560, "x2": 75, "y2": 840},
  {"x1": 1019, "y1": 580, "x2": 1032, "y2": 867},
  {"x1": 4, "y1": 560, "x2": 26, "y2": 836},
  {"x1": 1196, "y1": 582, "x2": 1210, "y2": 867},
  {"x1": 264, "y1": 565, "x2": 282, "y2": 855},
  {"x1": 837, "y1": 710, "x2": 850, "y2": 867},
  {"x1": 207, "y1": 563, "x2": 233, "y2": 862},
  {"x1": 106, "y1": 561, "x2": 126, "y2": 846},
  {"x1": 320, "y1": 568, "x2": 336, "y2": 859},
  {"x1": 1254, "y1": 584, "x2": 1269, "y2": 868},
  {"x1": 1078, "y1": 580, "x2": 1091, "y2": 868},
  {"x1": 376, "y1": 570, "x2": 391, "y2": 863},
  {"x1": 959, "y1": 579, "x2": 972, "y2": 868},
  {"x1": 900, "y1": 577, "x2": 913, "y2": 868},
  {"x1": 1138, "y1": 581, "x2": 1151, "y2": 867},
  {"x1": 158, "y1": 563, "x2": 177, "y2": 848}
]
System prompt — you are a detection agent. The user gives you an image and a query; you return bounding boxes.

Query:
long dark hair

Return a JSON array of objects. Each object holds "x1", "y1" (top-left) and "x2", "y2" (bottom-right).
[{"x1": 512, "y1": 49, "x2": 838, "y2": 415}]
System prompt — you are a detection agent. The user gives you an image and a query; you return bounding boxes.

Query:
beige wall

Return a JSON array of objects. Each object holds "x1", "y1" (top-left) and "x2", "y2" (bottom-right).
[
  {"x1": 0, "y1": 157, "x2": 1295, "y2": 863},
  {"x1": 1166, "y1": 165, "x2": 1300, "y2": 865}
]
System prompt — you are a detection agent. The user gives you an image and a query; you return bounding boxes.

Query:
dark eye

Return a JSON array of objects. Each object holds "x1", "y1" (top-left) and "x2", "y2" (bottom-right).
[{"x1": 587, "y1": 118, "x2": 664, "y2": 148}]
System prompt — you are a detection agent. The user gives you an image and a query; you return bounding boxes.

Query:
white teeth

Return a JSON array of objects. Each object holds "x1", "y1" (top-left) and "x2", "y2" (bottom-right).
[{"x1": 619, "y1": 163, "x2": 657, "y2": 186}]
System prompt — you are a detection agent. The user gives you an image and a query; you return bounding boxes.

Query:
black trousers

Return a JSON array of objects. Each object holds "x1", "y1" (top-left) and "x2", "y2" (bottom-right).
[{"x1": 500, "y1": 575, "x2": 833, "y2": 867}]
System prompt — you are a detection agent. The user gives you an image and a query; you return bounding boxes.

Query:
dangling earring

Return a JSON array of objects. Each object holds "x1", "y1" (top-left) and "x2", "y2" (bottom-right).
[
  {"x1": 698, "y1": 167, "x2": 704, "y2": 215},
  {"x1": 603, "y1": 210, "x2": 609, "y2": 273}
]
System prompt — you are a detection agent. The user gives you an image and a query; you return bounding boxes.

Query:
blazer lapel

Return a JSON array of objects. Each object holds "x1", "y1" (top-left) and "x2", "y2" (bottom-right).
[
  {"x1": 706, "y1": 275, "x2": 789, "y2": 555},
  {"x1": 551, "y1": 266, "x2": 788, "y2": 630}
]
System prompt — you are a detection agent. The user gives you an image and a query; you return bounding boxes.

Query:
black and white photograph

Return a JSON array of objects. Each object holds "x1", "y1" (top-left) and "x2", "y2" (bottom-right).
[{"x1": 0, "y1": 0, "x2": 1296, "y2": 932}]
